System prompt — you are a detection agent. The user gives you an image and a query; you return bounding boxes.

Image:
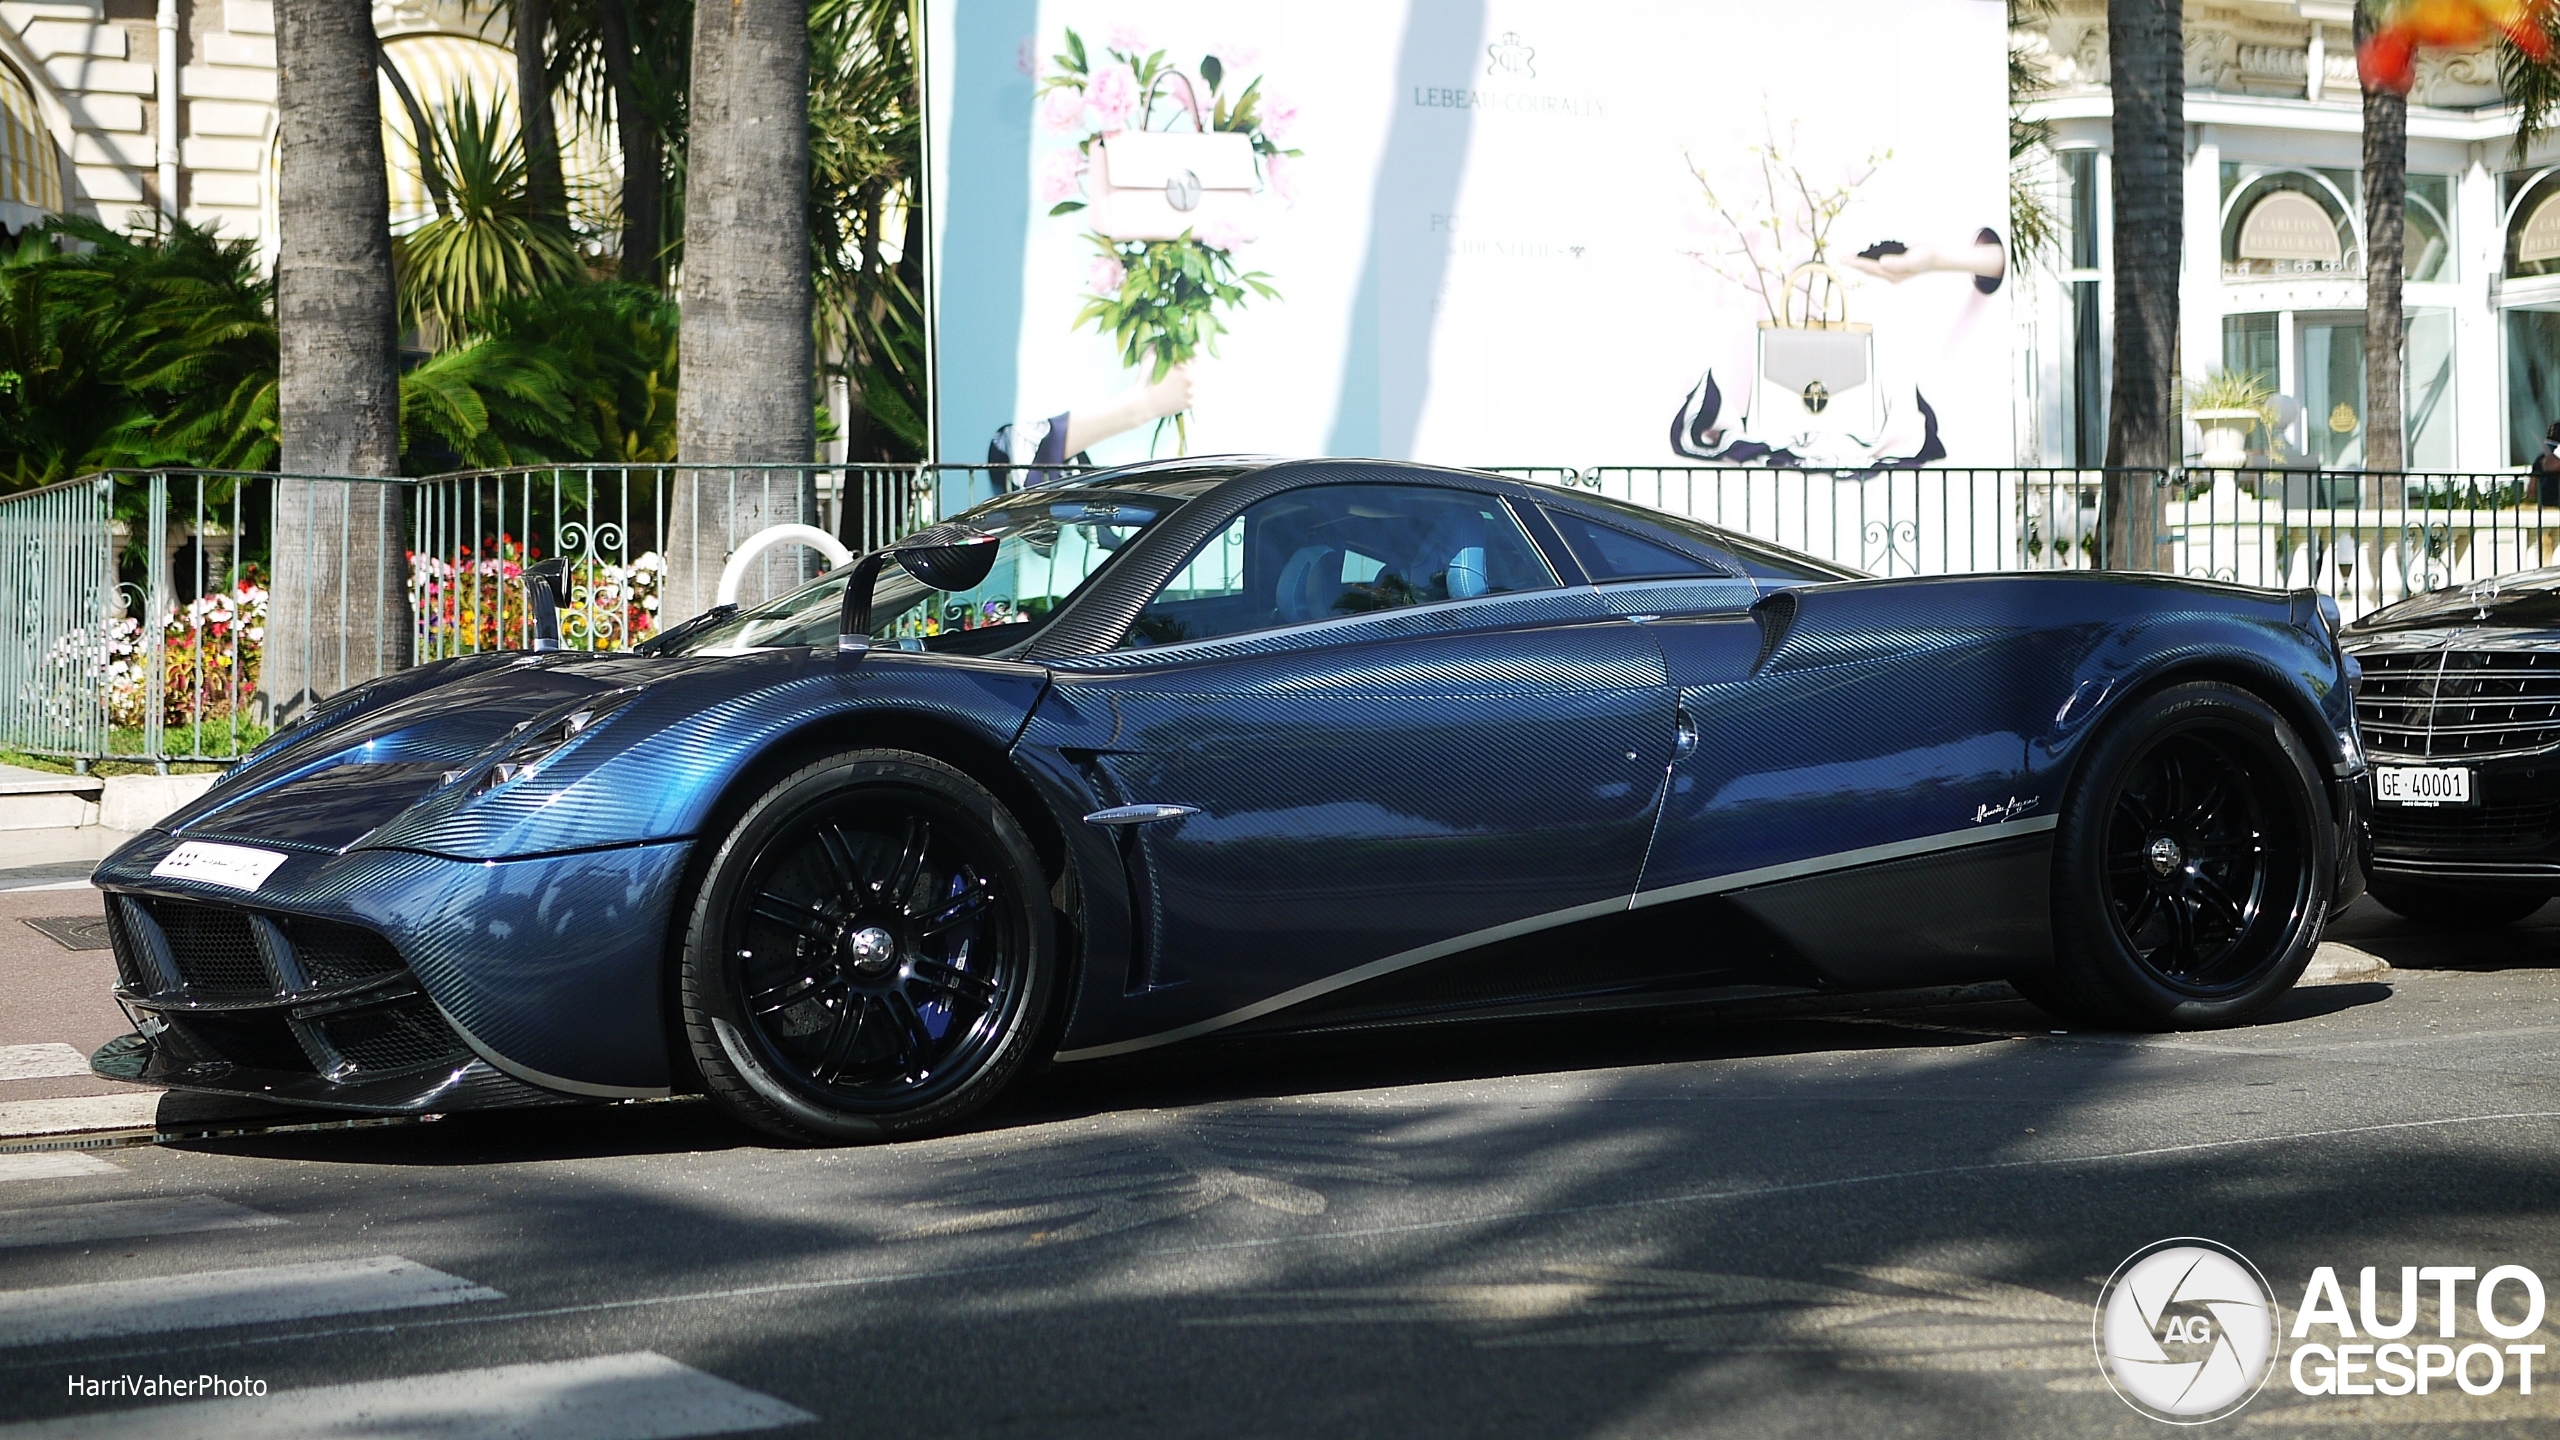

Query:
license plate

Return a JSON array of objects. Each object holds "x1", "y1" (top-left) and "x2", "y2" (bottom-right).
[{"x1": 2376, "y1": 766, "x2": 2473, "y2": 807}]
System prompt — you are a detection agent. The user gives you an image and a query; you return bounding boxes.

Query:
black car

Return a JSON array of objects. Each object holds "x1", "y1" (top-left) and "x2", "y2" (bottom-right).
[{"x1": 2344, "y1": 569, "x2": 2560, "y2": 927}]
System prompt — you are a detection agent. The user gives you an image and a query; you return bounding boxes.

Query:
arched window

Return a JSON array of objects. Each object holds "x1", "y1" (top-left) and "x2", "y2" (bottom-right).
[
  {"x1": 0, "y1": 58, "x2": 63, "y2": 232},
  {"x1": 2221, "y1": 165, "x2": 2359, "y2": 279}
]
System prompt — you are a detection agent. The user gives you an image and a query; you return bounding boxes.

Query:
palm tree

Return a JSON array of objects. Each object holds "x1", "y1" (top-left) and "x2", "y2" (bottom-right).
[
  {"x1": 515, "y1": 0, "x2": 568, "y2": 226},
  {"x1": 668, "y1": 0, "x2": 814, "y2": 620},
  {"x1": 808, "y1": 0, "x2": 923, "y2": 461},
  {"x1": 394, "y1": 91, "x2": 586, "y2": 344},
  {"x1": 2361, "y1": 2, "x2": 2411, "y2": 480},
  {"x1": 2104, "y1": 0, "x2": 2181, "y2": 570},
  {"x1": 270, "y1": 0, "x2": 409, "y2": 722}
]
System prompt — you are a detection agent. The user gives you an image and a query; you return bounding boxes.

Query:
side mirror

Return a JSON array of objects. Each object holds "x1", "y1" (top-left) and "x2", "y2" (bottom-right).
[
  {"x1": 837, "y1": 526, "x2": 1000, "y2": 656},
  {"x1": 524, "y1": 559, "x2": 569, "y2": 652}
]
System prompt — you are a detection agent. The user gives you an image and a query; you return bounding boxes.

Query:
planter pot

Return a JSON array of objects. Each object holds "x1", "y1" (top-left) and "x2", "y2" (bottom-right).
[{"x1": 2192, "y1": 408, "x2": 2260, "y2": 468}]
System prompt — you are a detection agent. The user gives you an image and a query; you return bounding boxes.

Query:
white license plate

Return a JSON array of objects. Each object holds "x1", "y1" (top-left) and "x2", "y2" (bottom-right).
[{"x1": 2376, "y1": 766, "x2": 2473, "y2": 807}]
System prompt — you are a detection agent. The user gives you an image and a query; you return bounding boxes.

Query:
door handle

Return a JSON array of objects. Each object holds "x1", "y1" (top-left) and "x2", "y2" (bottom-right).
[
  {"x1": 1084, "y1": 803, "x2": 1202, "y2": 827},
  {"x1": 1673, "y1": 706, "x2": 1698, "y2": 762}
]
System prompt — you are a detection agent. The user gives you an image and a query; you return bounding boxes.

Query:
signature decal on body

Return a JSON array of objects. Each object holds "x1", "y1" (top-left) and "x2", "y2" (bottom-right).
[{"x1": 1972, "y1": 795, "x2": 2041, "y2": 825}]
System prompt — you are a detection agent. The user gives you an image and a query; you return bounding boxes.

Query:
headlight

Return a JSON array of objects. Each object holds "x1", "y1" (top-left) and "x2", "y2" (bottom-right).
[{"x1": 448, "y1": 688, "x2": 645, "y2": 798}]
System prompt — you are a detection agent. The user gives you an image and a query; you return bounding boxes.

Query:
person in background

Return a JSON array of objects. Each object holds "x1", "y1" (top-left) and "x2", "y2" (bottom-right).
[
  {"x1": 2537, "y1": 422, "x2": 2560, "y2": 507},
  {"x1": 987, "y1": 364, "x2": 1196, "y2": 489}
]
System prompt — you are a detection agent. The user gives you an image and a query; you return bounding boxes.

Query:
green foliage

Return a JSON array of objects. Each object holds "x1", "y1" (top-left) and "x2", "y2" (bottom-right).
[
  {"x1": 1075, "y1": 234, "x2": 1276, "y2": 383},
  {"x1": 2504, "y1": 9, "x2": 2560, "y2": 164},
  {"x1": 395, "y1": 90, "x2": 589, "y2": 343},
  {"x1": 400, "y1": 281, "x2": 679, "y2": 470},
  {"x1": 2008, "y1": 1, "x2": 2061, "y2": 267},
  {"x1": 0, "y1": 217, "x2": 277, "y2": 486},
  {"x1": 808, "y1": 0, "x2": 926, "y2": 460}
]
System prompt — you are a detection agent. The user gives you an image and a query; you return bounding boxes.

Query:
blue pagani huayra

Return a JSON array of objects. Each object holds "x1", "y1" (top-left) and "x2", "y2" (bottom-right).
[{"x1": 90, "y1": 460, "x2": 2371, "y2": 1142}]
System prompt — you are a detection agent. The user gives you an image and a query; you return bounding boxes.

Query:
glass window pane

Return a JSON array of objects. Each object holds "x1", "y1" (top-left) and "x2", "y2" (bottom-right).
[
  {"x1": 2405, "y1": 308, "x2": 2456, "y2": 469},
  {"x1": 1545, "y1": 511, "x2": 1723, "y2": 581},
  {"x1": 2407, "y1": 174, "x2": 2455, "y2": 283},
  {"x1": 1121, "y1": 485, "x2": 1555, "y2": 649},
  {"x1": 2508, "y1": 308, "x2": 2560, "y2": 466}
]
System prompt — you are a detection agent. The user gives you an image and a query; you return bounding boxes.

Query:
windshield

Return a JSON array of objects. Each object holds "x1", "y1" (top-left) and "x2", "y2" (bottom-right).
[{"x1": 652, "y1": 493, "x2": 1173, "y2": 656}]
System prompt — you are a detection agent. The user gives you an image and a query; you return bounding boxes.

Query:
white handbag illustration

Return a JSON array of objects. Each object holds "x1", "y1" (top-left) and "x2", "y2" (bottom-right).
[
  {"x1": 1754, "y1": 262, "x2": 1881, "y2": 439},
  {"x1": 1088, "y1": 128, "x2": 1262, "y2": 244}
]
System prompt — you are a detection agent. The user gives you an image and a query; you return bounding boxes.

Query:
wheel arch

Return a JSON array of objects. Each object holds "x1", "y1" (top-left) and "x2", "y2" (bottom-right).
[
  {"x1": 652, "y1": 704, "x2": 1083, "y2": 1088},
  {"x1": 2065, "y1": 653, "x2": 2346, "y2": 819}
]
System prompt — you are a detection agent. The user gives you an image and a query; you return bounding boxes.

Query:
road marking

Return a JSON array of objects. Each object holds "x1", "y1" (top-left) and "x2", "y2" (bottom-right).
[
  {"x1": 0, "y1": 1351, "x2": 815, "y2": 1439},
  {"x1": 0, "y1": 881, "x2": 101, "y2": 893},
  {"x1": 0, "y1": 1256, "x2": 500, "y2": 1348},
  {"x1": 0, "y1": 1153, "x2": 119, "y2": 1183},
  {"x1": 0, "y1": 1196, "x2": 281, "y2": 1251},
  {"x1": 0, "y1": 1095, "x2": 160, "y2": 1139},
  {"x1": 0, "y1": 1045, "x2": 91, "y2": 1082}
]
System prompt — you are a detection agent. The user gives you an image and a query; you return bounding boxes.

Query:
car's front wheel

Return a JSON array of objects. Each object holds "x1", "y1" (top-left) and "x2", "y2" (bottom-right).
[
  {"x1": 2030, "y1": 682, "x2": 2332, "y2": 1030},
  {"x1": 678, "y1": 750, "x2": 1054, "y2": 1143}
]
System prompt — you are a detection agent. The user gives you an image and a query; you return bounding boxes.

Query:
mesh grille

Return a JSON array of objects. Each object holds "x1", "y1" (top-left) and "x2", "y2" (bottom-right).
[
  {"x1": 146, "y1": 900, "x2": 270, "y2": 1000},
  {"x1": 288, "y1": 918, "x2": 408, "y2": 989},
  {"x1": 324, "y1": 1000, "x2": 467, "y2": 1075},
  {"x1": 2356, "y1": 649, "x2": 2560, "y2": 760},
  {"x1": 2372, "y1": 800, "x2": 2560, "y2": 854},
  {"x1": 104, "y1": 901, "x2": 146, "y2": 992}
]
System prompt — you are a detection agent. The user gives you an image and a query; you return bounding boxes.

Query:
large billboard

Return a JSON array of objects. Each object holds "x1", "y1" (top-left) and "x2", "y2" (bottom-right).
[{"x1": 926, "y1": 0, "x2": 2012, "y2": 486}]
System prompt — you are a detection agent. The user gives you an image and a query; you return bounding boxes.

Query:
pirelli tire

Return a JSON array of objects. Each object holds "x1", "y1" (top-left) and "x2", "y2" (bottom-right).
[
  {"x1": 2032, "y1": 682, "x2": 2332, "y2": 1031},
  {"x1": 678, "y1": 749, "x2": 1055, "y2": 1144}
]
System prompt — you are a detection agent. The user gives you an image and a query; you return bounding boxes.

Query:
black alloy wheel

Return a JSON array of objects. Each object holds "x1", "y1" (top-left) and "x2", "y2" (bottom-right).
[
  {"x1": 680, "y1": 750, "x2": 1054, "y2": 1143},
  {"x1": 2030, "y1": 682, "x2": 2332, "y2": 1030}
]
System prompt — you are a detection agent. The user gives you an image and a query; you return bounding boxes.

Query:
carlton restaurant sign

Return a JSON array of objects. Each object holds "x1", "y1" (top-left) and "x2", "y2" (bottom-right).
[{"x1": 2236, "y1": 189, "x2": 2345, "y2": 270}]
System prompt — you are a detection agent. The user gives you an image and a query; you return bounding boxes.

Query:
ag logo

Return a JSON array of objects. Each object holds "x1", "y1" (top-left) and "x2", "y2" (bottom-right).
[{"x1": 2095, "y1": 1238, "x2": 2279, "y2": 1423}]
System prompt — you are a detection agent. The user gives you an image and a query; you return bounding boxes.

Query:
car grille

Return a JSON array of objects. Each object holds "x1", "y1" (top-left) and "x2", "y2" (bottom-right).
[
  {"x1": 286, "y1": 917, "x2": 408, "y2": 989},
  {"x1": 2372, "y1": 800, "x2": 2560, "y2": 853},
  {"x1": 323, "y1": 1000, "x2": 469, "y2": 1074},
  {"x1": 2354, "y1": 648, "x2": 2560, "y2": 760},
  {"x1": 144, "y1": 899, "x2": 269, "y2": 1000}
]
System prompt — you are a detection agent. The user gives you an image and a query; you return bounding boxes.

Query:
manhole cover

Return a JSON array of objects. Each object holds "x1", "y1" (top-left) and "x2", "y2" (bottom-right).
[{"x1": 24, "y1": 916, "x2": 111, "y2": 951}]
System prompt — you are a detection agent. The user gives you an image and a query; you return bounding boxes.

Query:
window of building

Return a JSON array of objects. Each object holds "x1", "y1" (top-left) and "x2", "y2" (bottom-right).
[
  {"x1": 2406, "y1": 308, "x2": 2456, "y2": 469},
  {"x1": 2406, "y1": 174, "x2": 2456, "y2": 283},
  {"x1": 2221, "y1": 164, "x2": 2359, "y2": 279},
  {"x1": 2505, "y1": 168, "x2": 2560, "y2": 278},
  {"x1": 2508, "y1": 309, "x2": 2560, "y2": 465},
  {"x1": 2221, "y1": 309, "x2": 2452, "y2": 468},
  {"x1": 2063, "y1": 149, "x2": 2105, "y2": 466}
]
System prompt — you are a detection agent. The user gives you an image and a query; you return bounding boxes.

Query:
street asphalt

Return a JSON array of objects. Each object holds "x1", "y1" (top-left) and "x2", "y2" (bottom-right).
[{"x1": 0, "y1": 886, "x2": 2555, "y2": 1436}]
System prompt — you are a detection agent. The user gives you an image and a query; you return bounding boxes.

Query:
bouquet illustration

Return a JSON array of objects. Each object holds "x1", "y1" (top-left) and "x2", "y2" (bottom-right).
[{"x1": 1040, "y1": 29, "x2": 1298, "y2": 450}]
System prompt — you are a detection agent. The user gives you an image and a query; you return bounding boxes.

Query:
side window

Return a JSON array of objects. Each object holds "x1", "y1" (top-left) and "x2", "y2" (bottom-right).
[
  {"x1": 1123, "y1": 484, "x2": 1555, "y2": 648},
  {"x1": 1543, "y1": 509, "x2": 1730, "y2": 582}
]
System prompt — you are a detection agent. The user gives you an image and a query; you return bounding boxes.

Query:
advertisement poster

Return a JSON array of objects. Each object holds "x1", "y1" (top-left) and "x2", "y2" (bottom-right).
[{"x1": 927, "y1": 0, "x2": 2012, "y2": 486}]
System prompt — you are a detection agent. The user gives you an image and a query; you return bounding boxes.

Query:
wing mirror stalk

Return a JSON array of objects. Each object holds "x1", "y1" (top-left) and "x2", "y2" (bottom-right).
[
  {"x1": 524, "y1": 559, "x2": 570, "y2": 652},
  {"x1": 837, "y1": 526, "x2": 1002, "y2": 658}
]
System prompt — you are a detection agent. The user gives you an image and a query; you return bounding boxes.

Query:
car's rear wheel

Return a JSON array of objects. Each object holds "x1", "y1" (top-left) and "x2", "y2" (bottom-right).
[
  {"x1": 679, "y1": 750, "x2": 1053, "y2": 1144},
  {"x1": 2367, "y1": 879, "x2": 2548, "y2": 930},
  {"x1": 2031, "y1": 682, "x2": 2331, "y2": 1030}
]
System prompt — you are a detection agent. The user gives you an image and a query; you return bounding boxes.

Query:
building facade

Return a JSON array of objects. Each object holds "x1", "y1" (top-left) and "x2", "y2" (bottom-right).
[
  {"x1": 0, "y1": 0, "x2": 589, "y2": 260},
  {"x1": 2018, "y1": 0, "x2": 2560, "y2": 473}
]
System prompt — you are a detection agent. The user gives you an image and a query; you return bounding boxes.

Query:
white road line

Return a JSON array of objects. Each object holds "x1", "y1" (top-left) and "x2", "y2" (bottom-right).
[
  {"x1": 0, "y1": 1095, "x2": 160, "y2": 1139},
  {"x1": 0, "y1": 1351, "x2": 815, "y2": 1439},
  {"x1": 0, "y1": 1196, "x2": 281, "y2": 1251},
  {"x1": 0, "y1": 1046, "x2": 92, "y2": 1082},
  {"x1": 0, "y1": 1256, "x2": 500, "y2": 1348},
  {"x1": 0, "y1": 880, "x2": 97, "y2": 893},
  {"x1": 0, "y1": 1153, "x2": 119, "y2": 1183}
]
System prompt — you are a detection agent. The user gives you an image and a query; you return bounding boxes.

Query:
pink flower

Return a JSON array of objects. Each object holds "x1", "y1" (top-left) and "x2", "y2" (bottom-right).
[
  {"x1": 1087, "y1": 64, "x2": 1140, "y2": 130},
  {"x1": 1036, "y1": 147, "x2": 1085, "y2": 205},
  {"x1": 1195, "y1": 218, "x2": 1251, "y2": 252},
  {"x1": 1208, "y1": 40, "x2": 1261, "y2": 72},
  {"x1": 1261, "y1": 149, "x2": 1296, "y2": 202},
  {"x1": 1259, "y1": 92, "x2": 1299, "y2": 143},
  {"x1": 1107, "y1": 24, "x2": 1149, "y2": 55},
  {"x1": 1086, "y1": 254, "x2": 1127, "y2": 295},
  {"x1": 1039, "y1": 84, "x2": 1086, "y2": 133}
]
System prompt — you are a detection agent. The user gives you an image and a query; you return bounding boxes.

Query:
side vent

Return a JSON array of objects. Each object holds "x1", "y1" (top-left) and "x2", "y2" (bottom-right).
[{"x1": 1750, "y1": 590, "x2": 1801, "y2": 673}]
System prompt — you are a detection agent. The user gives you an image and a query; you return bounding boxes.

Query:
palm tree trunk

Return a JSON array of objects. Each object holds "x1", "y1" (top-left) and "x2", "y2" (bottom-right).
[
  {"x1": 267, "y1": 0, "x2": 409, "y2": 725},
  {"x1": 668, "y1": 0, "x2": 814, "y2": 621},
  {"x1": 597, "y1": 0, "x2": 663, "y2": 287},
  {"x1": 2359, "y1": 3, "x2": 2408, "y2": 490},
  {"x1": 516, "y1": 0, "x2": 566, "y2": 226},
  {"x1": 2103, "y1": 0, "x2": 2180, "y2": 571}
]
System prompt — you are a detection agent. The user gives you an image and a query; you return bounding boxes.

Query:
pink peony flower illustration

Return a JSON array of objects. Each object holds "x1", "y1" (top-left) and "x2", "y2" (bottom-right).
[
  {"x1": 1086, "y1": 254, "x2": 1127, "y2": 295},
  {"x1": 1036, "y1": 147, "x2": 1085, "y2": 206},
  {"x1": 1039, "y1": 83, "x2": 1085, "y2": 133},
  {"x1": 1194, "y1": 218, "x2": 1251, "y2": 253},
  {"x1": 1086, "y1": 64, "x2": 1140, "y2": 130},
  {"x1": 1107, "y1": 24, "x2": 1149, "y2": 54},
  {"x1": 1259, "y1": 92, "x2": 1299, "y2": 143},
  {"x1": 1261, "y1": 150, "x2": 1296, "y2": 203}
]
